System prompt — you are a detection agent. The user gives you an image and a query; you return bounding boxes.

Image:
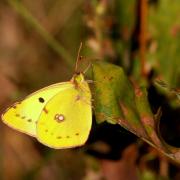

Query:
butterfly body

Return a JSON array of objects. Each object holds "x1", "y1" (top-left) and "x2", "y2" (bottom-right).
[{"x1": 2, "y1": 73, "x2": 92, "y2": 149}]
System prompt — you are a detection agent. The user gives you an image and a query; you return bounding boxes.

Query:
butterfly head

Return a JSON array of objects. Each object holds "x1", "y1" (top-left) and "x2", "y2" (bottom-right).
[{"x1": 71, "y1": 72, "x2": 85, "y2": 84}]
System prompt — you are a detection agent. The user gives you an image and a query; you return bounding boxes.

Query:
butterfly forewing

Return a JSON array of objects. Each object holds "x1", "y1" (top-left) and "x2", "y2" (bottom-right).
[{"x1": 2, "y1": 82, "x2": 73, "y2": 136}]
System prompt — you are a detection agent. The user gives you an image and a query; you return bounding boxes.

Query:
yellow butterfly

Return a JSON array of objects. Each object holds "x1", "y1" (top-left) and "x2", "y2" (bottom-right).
[{"x1": 1, "y1": 45, "x2": 92, "y2": 149}]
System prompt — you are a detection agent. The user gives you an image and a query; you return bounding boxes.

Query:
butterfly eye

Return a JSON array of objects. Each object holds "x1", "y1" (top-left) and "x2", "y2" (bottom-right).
[{"x1": 38, "y1": 97, "x2": 45, "y2": 103}]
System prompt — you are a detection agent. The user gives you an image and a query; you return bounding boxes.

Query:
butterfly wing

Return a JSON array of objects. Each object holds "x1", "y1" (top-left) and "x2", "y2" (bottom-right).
[
  {"x1": 37, "y1": 81, "x2": 92, "y2": 149},
  {"x1": 1, "y1": 82, "x2": 73, "y2": 136}
]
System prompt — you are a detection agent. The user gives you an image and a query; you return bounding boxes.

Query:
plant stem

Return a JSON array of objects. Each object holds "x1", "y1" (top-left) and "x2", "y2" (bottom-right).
[
  {"x1": 8, "y1": 0, "x2": 74, "y2": 68},
  {"x1": 139, "y1": 0, "x2": 148, "y2": 77}
]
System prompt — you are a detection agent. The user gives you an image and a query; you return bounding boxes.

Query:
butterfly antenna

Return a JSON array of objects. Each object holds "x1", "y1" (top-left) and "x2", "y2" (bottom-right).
[
  {"x1": 83, "y1": 61, "x2": 92, "y2": 74},
  {"x1": 75, "y1": 42, "x2": 83, "y2": 72}
]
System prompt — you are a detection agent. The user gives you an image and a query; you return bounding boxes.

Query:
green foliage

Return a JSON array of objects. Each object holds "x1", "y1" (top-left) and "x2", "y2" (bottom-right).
[
  {"x1": 113, "y1": 0, "x2": 136, "y2": 68},
  {"x1": 93, "y1": 61, "x2": 180, "y2": 163},
  {"x1": 148, "y1": 0, "x2": 180, "y2": 86}
]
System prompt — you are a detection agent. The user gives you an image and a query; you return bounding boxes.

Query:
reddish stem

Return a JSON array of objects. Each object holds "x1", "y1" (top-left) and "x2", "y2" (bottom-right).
[{"x1": 139, "y1": 0, "x2": 148, "y2": 77}]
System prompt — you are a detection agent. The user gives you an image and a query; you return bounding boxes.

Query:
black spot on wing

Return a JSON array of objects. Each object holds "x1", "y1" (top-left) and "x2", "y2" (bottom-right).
[{"x1": 38, "y1": 97, "x2": 45, "y2": 103}]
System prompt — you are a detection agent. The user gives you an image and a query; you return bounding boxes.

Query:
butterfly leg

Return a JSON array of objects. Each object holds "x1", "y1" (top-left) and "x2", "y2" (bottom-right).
[{"x1": 86, "y1": 80, "x2": 94, "y2": 84}]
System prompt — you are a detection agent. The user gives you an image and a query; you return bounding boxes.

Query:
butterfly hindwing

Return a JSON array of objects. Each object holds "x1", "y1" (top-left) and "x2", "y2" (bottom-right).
[
  {"x1": 37, "y1": 80, "x2": 92, "y2": 149},
  {"x1": 2, "y1": 82, "x2": 73, "y2": 136}
]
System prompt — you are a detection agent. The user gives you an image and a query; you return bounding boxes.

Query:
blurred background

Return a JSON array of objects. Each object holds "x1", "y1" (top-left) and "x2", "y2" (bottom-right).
[{"x1": 0, "y1": 0, "x2": 179, "y2": 179}]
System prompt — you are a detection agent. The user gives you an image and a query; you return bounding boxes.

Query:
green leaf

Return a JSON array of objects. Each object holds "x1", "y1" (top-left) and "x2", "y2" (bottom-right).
[
  {"x1": 148, "y1": 0, "x2": 180, "y2": 86},
  {"x1": 154, "y1": 79, "x2": 180, "y2": 106},
  {"x1": 92, "y1": 61, "x2": 180, "y2": 163},
  {"x1": 92, "y1": 61, "x2": 125, "y2": 124},
  {"x1": 92, "y1": 61, "x2": 143, "y2": 130}
]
